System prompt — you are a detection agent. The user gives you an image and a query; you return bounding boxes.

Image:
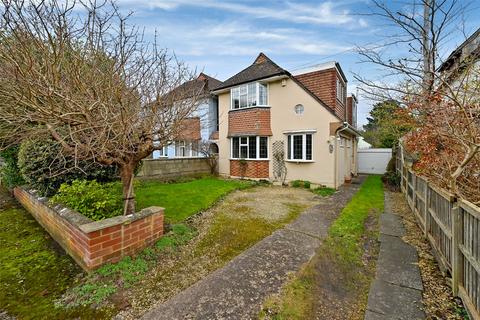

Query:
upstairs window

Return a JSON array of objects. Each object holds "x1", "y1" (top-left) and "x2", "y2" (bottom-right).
[
  {"x1": 286, "y1": 133, "x2": 313, "y2": 161},
  {"x1": 231, "y1": 82, "x2": 268, "y2": 109},
  {"x1": 336, "y1": 78, "x2": 346, "y2": 104}
]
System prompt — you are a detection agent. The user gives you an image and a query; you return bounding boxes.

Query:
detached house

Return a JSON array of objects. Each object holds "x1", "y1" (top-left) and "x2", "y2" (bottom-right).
[
  {"x1": 152, "y1": 73, "x2": 222, "y2": 159},
  {"x1": 212, "y1": 53, "x2": 359, "y2": 188}
]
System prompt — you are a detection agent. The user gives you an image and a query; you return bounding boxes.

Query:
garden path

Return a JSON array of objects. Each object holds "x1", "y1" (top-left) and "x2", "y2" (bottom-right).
[
  {"x1": 364, "y1": 192, "x2": 425, "y2": 320},
  {"x1": 140, "y1": 177, "x2": 365, "y2": 320}
]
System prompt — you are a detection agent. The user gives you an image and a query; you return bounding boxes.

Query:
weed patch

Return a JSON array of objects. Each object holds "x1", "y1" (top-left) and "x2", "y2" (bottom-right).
[{"x1": 60, "y1": 223, "x2": 196, "y2": 307}]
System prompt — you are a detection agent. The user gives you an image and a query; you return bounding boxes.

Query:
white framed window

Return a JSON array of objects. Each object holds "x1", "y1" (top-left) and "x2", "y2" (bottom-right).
[
  {"x1": 152, "y1": 146, "x2": 168, "y2": 159},
  {"x1": 175, "y1": 140, "x2": 199, "y2": 157},
  {"x1": 177, "y1": 140, "x2": 186, "y2": 157},
  {"x1": 231, "y1": 82, "x2": 268, "y2": 109},
  {"x1": 336, "y1": 78, "x2": 345, "y2": 103},
  {"x1": 286, "y1": 133, "x2": 313, "y2": 161},
  {"x1": 231, "y1": 136, "x2": 268, "y2": 159}
]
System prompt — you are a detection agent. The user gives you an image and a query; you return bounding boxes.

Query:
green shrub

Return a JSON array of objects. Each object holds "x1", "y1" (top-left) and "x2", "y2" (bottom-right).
[
  {"x1": 291, "y1": 180, "x2": 311, "y2": 189},
  {"x1": 0, "y1": 146, "x2": 25, "y2": 189},
  {"x1": 51, "y1": 180, "x2": 122, "y2": 220},
  {"x1": 18, "y1": 138, "x2": 118, "y2": 196},
  {"x1": 291, "y1": 180, "x2": 302, "y2": 188},
  {"x1": 382, "y1": 171, "x2": 400, "y2": 190},
  {"x1": 312, "y1": 187, "x2": 336, "y2": 197}
]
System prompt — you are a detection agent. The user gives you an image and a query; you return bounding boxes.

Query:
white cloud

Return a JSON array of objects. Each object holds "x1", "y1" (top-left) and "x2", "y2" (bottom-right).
[{"x1": 118, "y1": 0, "x2": 367, "y2": 28}]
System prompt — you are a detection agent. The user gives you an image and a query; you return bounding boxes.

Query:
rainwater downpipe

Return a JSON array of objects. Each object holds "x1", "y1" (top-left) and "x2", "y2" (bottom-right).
[{"x1": 334, "y1": 122, "x2": 349, "y2": 189}]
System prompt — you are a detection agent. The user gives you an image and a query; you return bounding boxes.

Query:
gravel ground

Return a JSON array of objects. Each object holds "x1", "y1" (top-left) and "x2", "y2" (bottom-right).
[
  {"x1": 386, "y1": 191, "x2": 468, "y2": 319},
  {"x1": 115, "y1": 185, "x2": 320, "y2": 319}
]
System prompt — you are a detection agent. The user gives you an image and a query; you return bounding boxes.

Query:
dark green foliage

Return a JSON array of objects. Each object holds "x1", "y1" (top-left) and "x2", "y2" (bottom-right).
[
  {"x1": 382, "y1": 157, "x2": 400, "y2": 190},
  {"x1": 382, "y1": 171, "x2": 401, "y2": 190},
  {"x1": 312, "y1": 187, "x2": 336, "y2": 197},
  {"x1": 51, "y1": 180, "x2": 122, "y2": 221},
  {"x1": 362, "y1": 100, "x2": 413, "y2": 148},
  {"x1": 0, "y1": 146, "x2": 25, "y2": 189},
  {"x1": 291, "y1": 180, "x2": 311, "y2": 189},
  {"x1": 17, "y1": 138, "x2": 118, "y2": 196}
]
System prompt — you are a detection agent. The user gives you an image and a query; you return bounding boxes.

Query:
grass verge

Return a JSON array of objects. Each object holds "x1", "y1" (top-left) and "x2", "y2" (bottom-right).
[{"x1": 260, "y1": 175, "x2": 384, "y2": 319}]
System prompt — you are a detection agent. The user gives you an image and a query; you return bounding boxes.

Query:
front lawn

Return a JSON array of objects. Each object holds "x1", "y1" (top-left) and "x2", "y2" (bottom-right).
[
  {"x1": 52, "y1": 176, "x2": 252, "y2": 223},
  {"x1": 135, "y1": 177, "x2": 252, "y2": 222}
]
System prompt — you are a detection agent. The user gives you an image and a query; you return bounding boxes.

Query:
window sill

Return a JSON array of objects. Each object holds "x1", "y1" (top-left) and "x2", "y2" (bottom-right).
[
  {"x1": 229, "y1": 105, "x2": 271, "y2": 112},
  {"x1": 285, "y1": 160, "x2": 315, "y2": 163}
]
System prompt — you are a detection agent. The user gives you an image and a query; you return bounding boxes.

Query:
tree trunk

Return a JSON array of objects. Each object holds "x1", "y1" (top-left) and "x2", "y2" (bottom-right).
[
  {"x1": 450, "y1": 145, "x2": 479, "y2": 194},
  {"x1": 119, "y1": 162, "x2": 136, "y2": 215}
]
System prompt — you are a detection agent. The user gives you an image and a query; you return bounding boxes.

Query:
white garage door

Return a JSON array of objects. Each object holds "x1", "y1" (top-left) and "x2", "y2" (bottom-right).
[{"x1": 358, "y1": 148, "x2": 392, "y2": 174}]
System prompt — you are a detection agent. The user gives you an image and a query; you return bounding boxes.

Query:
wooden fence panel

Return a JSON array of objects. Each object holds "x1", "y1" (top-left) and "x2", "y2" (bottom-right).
[
  {"x1": 397, "y1": 147, "x2": 480, "y2": 319},
  {"x1": 458, "y1": 200, "x2": 480, "y2": 319},
  {"x1": 414, "y1": 176, "x2": 427, "y2": 232},
  {"x1": 426, "y1": 185, "x2": 454, "y2": 272}
]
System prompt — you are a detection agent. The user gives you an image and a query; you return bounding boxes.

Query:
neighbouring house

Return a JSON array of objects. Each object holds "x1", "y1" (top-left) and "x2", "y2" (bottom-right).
[
  {"x1": 152, "y1": 73, "x2": 222, "y2": 159},
  {"x1": 212, "y1": 53, "x2": 360, "y2": 188},
  {"x1": 438, "y1": 27, "x2": 480, "y2": 83}
]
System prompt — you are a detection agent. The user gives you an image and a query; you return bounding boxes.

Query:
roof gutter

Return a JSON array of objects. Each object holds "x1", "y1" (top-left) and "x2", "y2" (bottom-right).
[{"x1": 337, "y1": 122, "x2": 361, "y2": 137}]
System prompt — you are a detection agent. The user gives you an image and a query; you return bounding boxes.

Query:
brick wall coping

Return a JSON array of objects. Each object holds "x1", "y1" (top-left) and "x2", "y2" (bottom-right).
[
  {"x1": 24, "y1": 188, "x2": 164, "y2": 233},
  {"x1": 28, "y1": 188, "x2": 92, "y2": 226},
  {"x1": 79, "y1": 206, "x2": 164, "y2": 233},
  {"x1": 228, "y1": 106, "x2": 271, "y2": 113}
]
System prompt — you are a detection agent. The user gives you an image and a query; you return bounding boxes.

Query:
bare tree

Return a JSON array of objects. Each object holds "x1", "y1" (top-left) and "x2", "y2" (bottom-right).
[
  {"x1": 196, "y1": 140, "x2": 219, "y2": 175},
  {"x1": 355, "y1": 0, "x2": 469, "y2": 103},
  {"x1": 0, "y1": 0, "x2": 202, "y2": 214}
]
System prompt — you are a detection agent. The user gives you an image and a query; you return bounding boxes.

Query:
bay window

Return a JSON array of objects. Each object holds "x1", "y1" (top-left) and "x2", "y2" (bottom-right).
[
  {"x1": 231, "y1": 82, "x2": 268, "y2": 109},
  {"x1": 231, "y1": 136, "x2": 268, "y2": 159},
  {"x1": 286, "y1": 133, "x2": 313, "y2": 161}
]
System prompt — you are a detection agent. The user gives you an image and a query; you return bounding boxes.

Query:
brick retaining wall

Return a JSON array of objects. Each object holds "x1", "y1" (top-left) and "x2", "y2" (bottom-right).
[{"x1": 14, "y1": 187, "x2": 164, "y2": 272}]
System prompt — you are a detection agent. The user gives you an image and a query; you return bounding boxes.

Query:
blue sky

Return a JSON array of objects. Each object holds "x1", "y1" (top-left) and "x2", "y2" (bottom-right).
[{"x1": 116, "y1": 0, "x2": 480, "y2": 126}]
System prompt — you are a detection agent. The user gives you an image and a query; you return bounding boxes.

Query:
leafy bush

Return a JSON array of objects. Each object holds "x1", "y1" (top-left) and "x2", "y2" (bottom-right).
[
  {"x1": 382, "y1": 171, "x2": 401, "y2": 191},
  {"x1": 312, "y1": 187, "x2": 336, "y2": 197},
  {"x1": 382, "y1": 156, "x2": 400, "y2": 191},
  {"x1": 0, "y1": 146, "x2": 25, "y2": 189},
  {"x1": 291, "y1": 180, "x2": 302, "y2": 188},
  {"x1": 18, "y1": 138, "x2": 118, "y2": 196},
  {"x1": 291, "y1": 180, "x2": 311, "y2": 189},
  {"x1": 51, "y1": 180, "x2": 122, "y2": 221}
]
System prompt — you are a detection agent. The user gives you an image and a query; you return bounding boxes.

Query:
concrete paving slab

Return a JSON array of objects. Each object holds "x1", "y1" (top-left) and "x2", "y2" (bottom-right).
[
  {"x1": 379, "y1": 213, "x2": 405, "y2": 237},
  {"x1": 377, "y1": 234, "x2": 423, "y2": 290},
  {"x1": 366, "y1": 279, "x2": 425, "y2": 320}
]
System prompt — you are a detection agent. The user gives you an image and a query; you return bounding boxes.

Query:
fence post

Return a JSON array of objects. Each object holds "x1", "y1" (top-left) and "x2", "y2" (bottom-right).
[{"x1": 451, "y1": 204, "x2": 462, "y2": 296}]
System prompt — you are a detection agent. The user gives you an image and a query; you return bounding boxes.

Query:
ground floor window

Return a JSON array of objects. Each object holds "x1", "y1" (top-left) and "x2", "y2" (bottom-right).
[
  {"x1": 231, "y1": 136, "x2": 268, "y2": 159},
  {"x1": 286, "y1": 133, "x2": 313, "y2": 161},
  {"x1": 175, "y1": 140, "x2": 199, "y2": 157}
]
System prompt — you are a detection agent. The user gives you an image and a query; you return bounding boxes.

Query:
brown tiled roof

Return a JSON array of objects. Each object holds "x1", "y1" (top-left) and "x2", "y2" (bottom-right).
[
  {"x1": 171, "y1": 73, "x2": 223, "y2": 99},
  {"x1": 214, "y1": 53, "x2": 288, "y2": 90}
]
